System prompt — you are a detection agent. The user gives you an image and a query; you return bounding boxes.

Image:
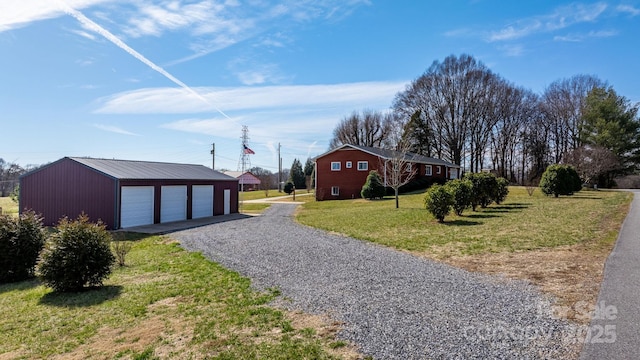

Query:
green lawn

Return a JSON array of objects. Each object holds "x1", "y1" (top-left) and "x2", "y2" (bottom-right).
[
  {"x1": 239, "y1": 190, "x2": 285, "y2": 201},
  {"x1": 240, "y1": 202, "x2": 272, "y2": 213},
  {"x1": 297, "y1": 187, "x2": 632, "y2": 257},
  {"x1": 0, "y1": 234, "x2": 349, "y2": 359},
  {"x1": 0, "y1": 196, "x2": 18, "y2": 216}
]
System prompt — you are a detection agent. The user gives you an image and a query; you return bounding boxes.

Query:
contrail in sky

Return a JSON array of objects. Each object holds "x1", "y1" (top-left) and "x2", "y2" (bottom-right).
[{"x1": 55, "y1": 0, "x2": 232, "y2": 120}]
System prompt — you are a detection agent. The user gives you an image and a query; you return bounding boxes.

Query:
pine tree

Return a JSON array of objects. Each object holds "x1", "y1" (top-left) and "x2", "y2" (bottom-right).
[
  {"x1": 361, "y1": 171, "x2": 386, "y2": 199},
  {"x1": 288, "y1": 158, "x2": 306, "y2": 189}
]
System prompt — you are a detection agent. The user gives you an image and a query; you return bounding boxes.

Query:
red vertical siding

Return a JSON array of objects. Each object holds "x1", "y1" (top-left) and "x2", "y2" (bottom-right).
[
  {"x1": 20, "y1": 158, "x2": 240, "y2": 229},
  {"x1": 212, "y1": 180, "x2": 239, "y2": 215},
  {"x1": 20, "y1": 158, "x2": 117, "y2": 227}
]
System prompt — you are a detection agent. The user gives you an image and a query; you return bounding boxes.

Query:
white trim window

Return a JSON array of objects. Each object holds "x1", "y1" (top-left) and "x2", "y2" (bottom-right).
[
  {"x1": 436, "y1": 166, "x2": 441, "y2": 174},
  {"x1": 331, "y1": 186, "x2": 340, "y2": 196},
  {"x1": 346, "y1": 161, "x2": 352, "y2": 169},
  {"x1": 357, "y1": 161, "x2": 368, "y2": 171},
  {"x1": 406, "y1": 163, "x2": 412, "y2": 173},
  {"x1": 426, "y1": 165, "x2": 432, "y2": 176},
  {"x1": 331, "y1": 161, "x2": 341, "y2": 171}
]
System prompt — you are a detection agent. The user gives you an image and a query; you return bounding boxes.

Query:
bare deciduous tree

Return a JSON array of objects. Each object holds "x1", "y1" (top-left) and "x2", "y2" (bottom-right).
[
  {"x1": 563, "y1": 145, "x2": 620, "y2": 185},
  {"x1": 329, "y1": 109, "x2": 394, "y2": 149},
  {"x1": 490, "y1": 83, "x2": 539, "y2": 182},
  {"x1": 381, "y1": 135, "x2": 418, "y2": 209},
  {"x1": 250, "y1": 167, "x2": 275, "y2": 197},
  {"x1": 393, "y1": 54, "x2": 501, "y2": 169},
  {"x1": 540, "y1": 74, "x2": 606, "y2": 163}
]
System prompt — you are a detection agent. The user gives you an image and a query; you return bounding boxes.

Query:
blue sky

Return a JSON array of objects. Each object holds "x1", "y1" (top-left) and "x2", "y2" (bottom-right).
[{"x1": 1, "y1": 1, "x2": 639, "y2": 173}]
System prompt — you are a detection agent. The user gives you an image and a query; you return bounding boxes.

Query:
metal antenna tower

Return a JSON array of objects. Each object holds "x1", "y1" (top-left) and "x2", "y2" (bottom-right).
[{"x1": 237, "y1": 125, "x2": 252, "y2": 172}]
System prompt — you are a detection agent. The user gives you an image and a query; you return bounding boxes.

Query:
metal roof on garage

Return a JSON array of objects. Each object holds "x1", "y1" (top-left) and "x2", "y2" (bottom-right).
[{"x1": 69, "y1": 157, "x2": 236, "y2": 181}]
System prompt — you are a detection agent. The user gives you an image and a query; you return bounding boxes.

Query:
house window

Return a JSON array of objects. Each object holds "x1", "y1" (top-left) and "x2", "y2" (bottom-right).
[
  {"x1": 331, "y1": 162, "x2": 341, "y2": 171},
  {"x1": 346, "y1": 161, "x2": 352, "y2": 169},
  {"x1": 426, "y1": 165, "x2": 432, "y2": 176},
  {"x1": 331, "y1": 186, "x2": 340, "y2": 196},
  {"x1": 357, "y1": 161, "x2": 368, "y2": 171},
  {"x1": 436, "y1": 166, "x2": 441, "y2": 174},
  {"x1": 406, "y1": 163, "x2": 412, "y2": 173}
]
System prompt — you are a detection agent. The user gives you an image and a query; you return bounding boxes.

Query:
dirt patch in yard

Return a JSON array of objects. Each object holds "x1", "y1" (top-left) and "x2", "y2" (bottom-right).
[
  {"x1": 287, "y1": 311, "x2": 363, "y2": 359},
  {"x1": 433, "y1": 244, "x2": 610, "y2": 325},
  {"x1": 51, "y1": 316, "x2": 174, "y2": 360}
]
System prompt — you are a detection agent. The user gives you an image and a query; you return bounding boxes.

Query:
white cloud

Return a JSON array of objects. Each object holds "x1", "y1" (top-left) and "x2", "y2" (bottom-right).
[
  {"x1": 554, "y1": 29, "x2": 618, "y2": 42},
  {"x1": 486, "y1": 2, "x2": 608, "y2": 42},
  {"x1": 499, "y1": 44, "x2": 525, "y2": 57},
  {"x1": 0, "y1": 0, "x2": 108, "y2": 32},
  {"x1": 229, "y1": 60, "x2": 288, "y2": 85},
  {"x1": 122, "y1": 1, "x2": 248, "y2": 38},
  {"x1": 95, "y1": 81, "x2": 407, "y2": 114},
  {"x1": 93, "y1": 124, "x2": 140, "y2": 136},
  {"x1": 161, "y1": 118, "x2": 240, "y2": 136},
  {"x1": 616, "y1": 4, "x2": 640, "y2": 16}
]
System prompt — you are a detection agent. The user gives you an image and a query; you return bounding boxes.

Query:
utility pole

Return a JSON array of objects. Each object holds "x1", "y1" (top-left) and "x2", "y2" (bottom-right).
[
  {"x1": 278, "y1": 143, "x2": 282, "y2": 192},
  {"x1": 210, "y1": 143, "x2": 215, "y2": 170}
]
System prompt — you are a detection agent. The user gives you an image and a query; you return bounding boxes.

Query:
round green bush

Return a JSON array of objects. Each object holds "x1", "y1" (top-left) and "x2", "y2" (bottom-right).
[
  {"x1": 361, "y1": 171, "x2": 386, "y2": 199},
  {"x1": 0, "y1": 211, "x2": 46, "y2": 283},
  {"x1": 37, "y1": 214, "x2": 115, "y2": 292},
  {"x1": 494, "y1": 177, "x2": 510, "y2": 204},
  {"x1": 424, "y1": 184, "x2": 454, "y2": 222},
  {"x1": 464, "y1": 172, "x2": 499, "y2": 210},
  {"x1": 540, "y1": 164, "x2": 582, "y2": 197},
  {"x1": 445, "y1": 179, "x2": 473, "y2": 216},
  {"x1": 283, "y1": 181, "x2": 294, "y2": 195}
]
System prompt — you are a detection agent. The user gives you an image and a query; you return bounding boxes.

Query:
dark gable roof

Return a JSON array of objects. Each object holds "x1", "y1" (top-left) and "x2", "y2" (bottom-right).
[
  {"x1": 69, "y1": 157, "x2": 236, "y2": 181},
  {"x1": 317, "y1": 144, "x2": 460, "y2": 168}
]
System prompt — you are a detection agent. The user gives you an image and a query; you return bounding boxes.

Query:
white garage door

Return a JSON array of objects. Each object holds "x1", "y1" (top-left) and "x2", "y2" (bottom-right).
[
  {"x1": 161, "y1": 185, "x2": 187, "y2": 223},
  {"x1": 121, "y1": 186, "x2": 154, "y2": 228},
  {"x1": 192, "y1": 185, "x2": 214, "y2": 219}
]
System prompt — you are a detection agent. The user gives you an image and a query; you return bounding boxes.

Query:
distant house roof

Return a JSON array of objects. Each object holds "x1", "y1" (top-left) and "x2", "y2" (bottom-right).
[
  {"x1": 315, "y1": 144, "x2": 460, "y2": 168},
  {"x1": 62, "y1": 157, "x2": 236, "y2": 181},
  {"x1": 223, "y1": 171, "x2": 261, "y2": 185}
]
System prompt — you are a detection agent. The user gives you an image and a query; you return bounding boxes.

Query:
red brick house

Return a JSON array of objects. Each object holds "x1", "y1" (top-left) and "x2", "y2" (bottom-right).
[{"x1": 314, "y1": 144, "x2": 460, "y2": 200}]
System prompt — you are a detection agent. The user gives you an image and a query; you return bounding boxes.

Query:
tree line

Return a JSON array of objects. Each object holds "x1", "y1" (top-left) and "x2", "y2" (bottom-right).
[
  {"x1": 249, "y1": 158, "x2": 315, "y2": 195},
  {"x1": 0, "y1": 159, "x2": 40, "y2": 198},
  {"x1": 330, "y1": 54, "x2": 640, "y2": 186}
]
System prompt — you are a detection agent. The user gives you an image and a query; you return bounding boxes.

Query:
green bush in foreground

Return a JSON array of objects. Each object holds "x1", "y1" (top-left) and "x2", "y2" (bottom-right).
[
  {"x1": 494, "y1": 177, "x2": 510, "y2": 204},
  {"x1": 361, "y1": 170, "x2": 386, "y2": 199},
  {"x1": 463, "y1": 172, "x2": 510, "y2": 210},
  {"x1": 540, "y1": 164, "x2": 582, "y2": 197},
  {"x1": 424, "y1": 184, "x2": 454, "y2": 222},
  {"x1": 283, "y1": 181, "x2": 295, "y2": 195},
  {"x1": 0, "y1": 211, "x2": 46, "y2": 283},
  {"x1": 37, "y1": 214, "x2": 115, "y2": 292},
  {"x1": 445, "y1": 179, "x2": 473, "y2": 216}
]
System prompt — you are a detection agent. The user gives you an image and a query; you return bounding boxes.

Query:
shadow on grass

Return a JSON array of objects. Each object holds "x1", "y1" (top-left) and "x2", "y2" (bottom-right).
[
  {"x1": 501, "y1": 202, "x2": 532, "y2": 207},
  {"x1": 466, "y1": 213, "x2": 499, "y2": 219},
  {"x1": 443, "y1": 219, "x2": 482, "y2": 226},
  {"x1": 562, "y1": 195, "x2": 603, "y2": 200},
  {"x1": 39, "y1": 285, "x2": 123, "y2": 307},
  {"x1": 482, "y1": 203, "x2": 531, "y2": 213},
  {"x1": 111, "y1": 232, "x2": 151, "y2": 241},
  {"x1": 0, "y1": 278, "x2": 41, "y2": 294}
]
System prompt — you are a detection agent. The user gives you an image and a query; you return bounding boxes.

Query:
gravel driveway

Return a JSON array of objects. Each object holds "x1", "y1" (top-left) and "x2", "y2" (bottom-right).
[{"x1": 173, "y1": 203, "x2": 579, "y2": 359}]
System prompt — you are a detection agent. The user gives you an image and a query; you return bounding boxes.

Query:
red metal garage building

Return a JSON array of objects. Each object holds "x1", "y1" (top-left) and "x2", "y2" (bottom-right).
[{"x1": 19, "y1": 157, "x2": 239, "y2": 229}]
